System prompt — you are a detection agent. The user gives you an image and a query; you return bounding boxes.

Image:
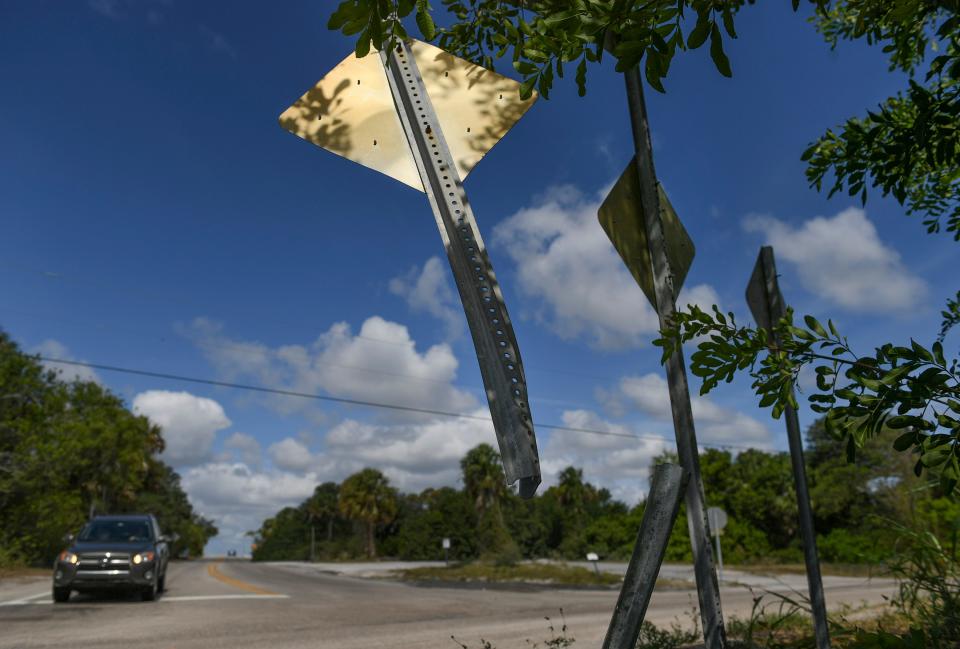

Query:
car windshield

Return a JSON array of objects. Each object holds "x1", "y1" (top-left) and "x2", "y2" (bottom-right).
[{"x1": 78, "y1": 520, "x2": 152, "y2": 543}]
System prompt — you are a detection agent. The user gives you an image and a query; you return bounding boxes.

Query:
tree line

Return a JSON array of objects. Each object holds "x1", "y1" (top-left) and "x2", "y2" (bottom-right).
[
  {"x1": 252, "y1": 424, "x2": 960, "y2": 565},
  {"x1": 0, "y1": 331, "x2": 218, "y2": 566}
]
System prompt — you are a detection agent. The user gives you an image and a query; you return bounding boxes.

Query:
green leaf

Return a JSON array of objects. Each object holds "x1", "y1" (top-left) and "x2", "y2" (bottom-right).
[
  {"x1": 543, "y1": 9, "x2": 579, "y2": 26},
  {"x1": 722, "y1": 10, "x2": 737, "y2": 39},
  {"x1": 645, "y1": 52, "x2": 665, "y2": 93},
  {"x1": 416, "y1": 8, "x2": 436, "y2": 41},
  {"x1": 687, "y1": 19, "x2": 710, "y2": 49},
  {"x1": 709, "y1": 23, "x2": 732, "y2": 77},
  {"x1": 518, "y1": 75, "x2": 537, "y2": 100},
  {"x1": 513, "y1": 60, "x2": 538, "y2": 75},
  {"x1": 803, "y1": 315, "x2": 827, "y2": 337},
  {"x1": 575, "y1": 58, "x2": 587, "y2": 97},
  {"x1": 355, "y1": 29, "x2": 371, "y2": 58}
]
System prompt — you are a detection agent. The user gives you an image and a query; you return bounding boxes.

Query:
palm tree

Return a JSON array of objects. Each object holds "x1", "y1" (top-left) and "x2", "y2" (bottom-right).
[
  {"x1": 304, "y1": 482, "x2": 339, "y2": 560},
  {"x1": 460, "y1": 444, "x2": 515, "y2": 558},
  {"x1": 555, "y1": 466, "x2": 597, "y2": 522},
  {"x1": 338, "y1": 469, "x2": 398, "y2": 558},
  {"x1": 461, "y1": 443, "x2": 507, "y2": 519}
]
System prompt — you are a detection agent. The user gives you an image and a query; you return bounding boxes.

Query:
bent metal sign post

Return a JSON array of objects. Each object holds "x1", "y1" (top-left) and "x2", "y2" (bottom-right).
[{"x1": 278, "y1": 40, "x2": 541, "y2": 498}]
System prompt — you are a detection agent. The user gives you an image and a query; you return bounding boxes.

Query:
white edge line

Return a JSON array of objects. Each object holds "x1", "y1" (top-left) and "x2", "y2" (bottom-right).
[
  {"x1": 0, "y1": 592, "x2": 50, "y2": 607},
  {"x1": 0, "y1": 593, "x2": 289, "y2": 606},
  {"x1": 161, "y1": 594, "x2": 289, "y2": 602}
]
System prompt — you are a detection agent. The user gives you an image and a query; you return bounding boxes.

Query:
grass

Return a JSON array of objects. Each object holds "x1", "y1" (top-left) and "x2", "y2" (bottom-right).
[
  {"x1": 0, "y1": 566, "x2": 48, "y2": 580},
  {"x1": 730, "y1": 563, "x2": 881, "y2": 578},
  {"x1": 395, "y1": 561, "x2": 623, "y2": 587}
]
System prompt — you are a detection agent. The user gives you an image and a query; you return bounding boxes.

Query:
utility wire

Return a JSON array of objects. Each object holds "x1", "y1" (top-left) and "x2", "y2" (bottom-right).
[{"x1": 39, "y1": 356, "x2": 757, "y2": 451}]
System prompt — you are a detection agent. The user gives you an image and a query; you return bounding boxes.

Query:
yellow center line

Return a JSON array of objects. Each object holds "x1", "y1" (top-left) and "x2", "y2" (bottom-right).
[{"x1": 206, "y1": 561, "x2": 281, "y2": 596}]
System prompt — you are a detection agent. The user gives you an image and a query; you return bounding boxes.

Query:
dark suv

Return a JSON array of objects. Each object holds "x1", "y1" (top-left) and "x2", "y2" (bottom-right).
[{"x1": 53, "y1": 514, "x2": 172, "y2": 602}]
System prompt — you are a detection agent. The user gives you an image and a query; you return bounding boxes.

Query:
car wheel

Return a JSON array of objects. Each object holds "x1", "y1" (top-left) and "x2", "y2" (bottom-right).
[
  {"x1": 141, "y1": 579, "x2": 157, "y2": 602},
  {"x1": 52, "y1": 587, "x2": 71, "y2": 603}
]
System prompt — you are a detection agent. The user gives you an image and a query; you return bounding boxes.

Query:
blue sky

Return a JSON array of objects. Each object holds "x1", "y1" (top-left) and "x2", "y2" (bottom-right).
[{"x1": 1, "y1": 1, "x2": 955, "y2": 555}]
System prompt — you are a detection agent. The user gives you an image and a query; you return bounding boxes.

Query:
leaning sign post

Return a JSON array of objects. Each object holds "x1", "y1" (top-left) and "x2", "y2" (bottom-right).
[
  {"x1": 278, "y1": 40, "x2": 541, "y2": 497},
  {"x1": 597, "y1": 66, "x2": 727, "y2": 648},
  {"x1": 602, "y1": 463, "x2": 689, "y2": 649},
  {"x1": 746, "y1": 246, "x2": 830, "y2": 649}
]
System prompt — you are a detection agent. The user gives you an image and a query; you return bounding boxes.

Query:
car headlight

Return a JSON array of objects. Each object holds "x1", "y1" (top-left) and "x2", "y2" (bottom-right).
[
  {"x1": 59, "y1": 551, "x2": 78, "y2": 565},
  {"x1": 132, "y1": 551, "x2": 155, "y2": 565}
]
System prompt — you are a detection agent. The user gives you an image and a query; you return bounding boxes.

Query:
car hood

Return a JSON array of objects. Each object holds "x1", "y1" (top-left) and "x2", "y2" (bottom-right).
[{"x1": 70, "y1": 541, "x2": 154, "y2": 554}]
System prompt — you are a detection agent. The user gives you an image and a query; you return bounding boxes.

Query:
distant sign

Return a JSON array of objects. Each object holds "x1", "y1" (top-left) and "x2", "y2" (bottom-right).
[
  {"x1": 442, "y1": 538, "x2": 451, "y2": 549},
  {"x1": 707, "y1": 507, "x2": 728, "y2": 536},
  {"x1": 586, "y1": 552, "x2": 599, "y2": 562}
]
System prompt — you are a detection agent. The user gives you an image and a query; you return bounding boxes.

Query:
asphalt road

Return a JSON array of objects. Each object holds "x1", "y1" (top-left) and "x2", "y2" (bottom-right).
[{"x1": 0, "y1": 560, "x2": 897, "y2": 649}]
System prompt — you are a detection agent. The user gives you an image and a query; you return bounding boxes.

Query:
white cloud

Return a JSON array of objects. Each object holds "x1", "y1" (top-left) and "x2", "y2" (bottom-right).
[
  {"x1": 541, "y1": 409, "x2": 671, "y2": 506},
  {"x1": 323, "y1": 410, "x2": 493, "y2": 492},
  {"x1": 603, "y1": 373, "x2": 772, "y2": 448},
  {"x1": 181, "y1": 461, "x2": 321, "y2": 554},
  {"x1": 493, "y1": 185, "x2": 719, "y2": 349},
  {"x1": 268, "y1": 437, "x2": 320, "y2": 473},
  {"x1": 32, "y1": 340, "x2": 101, "y2": 384},
  {"x1": 132, "y1": 390, "x2": 232, "y2": 467},
  {"x1": 222, "y1": 432, "x2": 262, "y2": 469},
  {"x1": 389, "y1": 256, "x2": 463, "y2": 338},
  {"x1": 744, "y1": 207, "x2": 927, "y2": 313},
  {"x1": 182, "y1": 315, "x2": 478, "y2": 421}
]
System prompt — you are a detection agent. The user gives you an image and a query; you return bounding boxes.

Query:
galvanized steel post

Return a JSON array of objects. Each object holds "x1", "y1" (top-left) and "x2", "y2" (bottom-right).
[
  {"x1": 747, "y1": 246, "x2": 830, "y2": 649},
  {"x1": 622, "y1": 67, "x2": 727, "y2": 649},
  {"x1": 603, "y1": 463, "x2": 689, "y2": 649},
  {"x1": 380, "y1": 42, "x2": 540, "y2": 497}
]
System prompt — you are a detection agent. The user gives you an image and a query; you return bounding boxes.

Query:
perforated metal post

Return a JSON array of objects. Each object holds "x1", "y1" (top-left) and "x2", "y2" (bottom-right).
[
  {"x1": 381, "y1": 42, "x2": 540, "y2": 497},
  {"x1": 603, "y1": 463, "x2": 688, "y2": 649}
]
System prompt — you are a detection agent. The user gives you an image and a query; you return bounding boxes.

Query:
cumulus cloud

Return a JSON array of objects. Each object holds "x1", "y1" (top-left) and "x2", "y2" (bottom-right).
[
  {"x1": 389, "y1": 256, "x2": 463, "y2": 338},
  {"x1": 493, "y1": 185, "x2": 719, "y2": 349},
  {"x1": 744, "y1": 207, "x2": 926, "y2": 313},
  {"x1": 268, "y1": 437, "x2": 320, "y2": 473},
  {"x1": 601, "y1": 373, "x2": 772, "y2": 448},
  {"x1": 540, "y1": 409, "x2": 671, "y2": 506},
  {"x1": 32, "y1": 339, "x2": 101, "y2": 383},
  {"x1": 323, "y1": 410, "x2": 494, "y2": 491},
  {"x1": 132, "y1": 390, "x2": 232, "y2": 467},
  {"x1": 181, "y1": 315, "x2": 478, "y2": 421},
  {"x1": 180, "y1": 461, "x2": 321, "y2": 554},
  {"x1": 222, "y1": 432, "x2": 262, "y2": 469}
]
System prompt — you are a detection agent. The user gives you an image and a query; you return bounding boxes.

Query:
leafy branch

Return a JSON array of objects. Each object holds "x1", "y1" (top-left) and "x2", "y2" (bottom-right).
[
  {"x1": 806, "y1": 1, "x2": 960, "y2": 238},
  {"x1": 940, "y1": 291, "x2": 960, "y2": 342},
  {"x1": 327, "y1": 1, "x2": 802, "y2": 99},
  {"x1": 655, "y1": 305, "x2": 960, "y2": 496}
]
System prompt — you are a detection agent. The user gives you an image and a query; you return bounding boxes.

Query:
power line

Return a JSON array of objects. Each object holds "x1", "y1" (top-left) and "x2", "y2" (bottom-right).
[{"x1": 38, "y1": 356, "x2": 757, "y2": 451}]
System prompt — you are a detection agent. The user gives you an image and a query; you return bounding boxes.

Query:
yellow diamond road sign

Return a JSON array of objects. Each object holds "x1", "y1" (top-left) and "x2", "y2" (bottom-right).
[
  {"x1": 598, "y1": 156, "x2": 695, "y2": 308},
  {"x1": 278, "y1": 40, "x2": 536, "y2": 192}
]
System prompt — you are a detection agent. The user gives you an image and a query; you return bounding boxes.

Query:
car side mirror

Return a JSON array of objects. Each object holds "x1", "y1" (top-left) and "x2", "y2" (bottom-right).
[{"x1": 63, "y1": 533, "x2": 75, "y2": 545}]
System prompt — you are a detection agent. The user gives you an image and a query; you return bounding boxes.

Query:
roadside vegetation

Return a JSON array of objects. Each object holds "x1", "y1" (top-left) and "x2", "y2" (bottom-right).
[
  {"x1": 251, "y1": 429, "x2": 958, "y2": 567},
  {"x1": 396, "y1": 562, "x2": 621, "y2": 587},
  {"x1": 0, "y1": 332, "x2": 218, "y2": 568}
]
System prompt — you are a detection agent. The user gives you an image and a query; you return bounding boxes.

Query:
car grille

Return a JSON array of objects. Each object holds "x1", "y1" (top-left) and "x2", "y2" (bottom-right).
[{"x1": 77, "y1": 552, "x2": 131, "y2": 571}]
